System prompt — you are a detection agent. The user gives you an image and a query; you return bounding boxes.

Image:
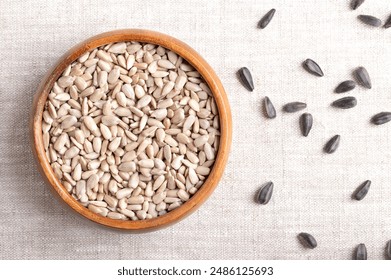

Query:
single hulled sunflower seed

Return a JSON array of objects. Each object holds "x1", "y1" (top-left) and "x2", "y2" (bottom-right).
[
  {"x1": 351, "y1": 0, "x2": 365, "y2": 10},
  {"x1": 324, "y1": 135, "x2": 340, "y2": 154},
  {"x1": 256, "y1": 181, "x2": 273, "y2": 205},
  {"x1": 238, "y1": 67, "x2": 254, "y2": 91},
  {"x1": 386, "y1": 240, "x2": 391, "y2": 259},
  {"x1": 371, "y1": 112, "x2": 391, "y2": 125},
  {"x1": 332, "y1": 96, "x2": 357, "y2": 109},
  {"x1": 354, "y1": 67, "x2": 371, "y2": 89},
  {"x1": 353, "y1": 180, "x2": 371, "y2": 201},
  {"x1": 258, "y1": 9, "x2": 276, "y2": 29},
  {"x1": 355, "y1": 243, "x2": 367, "y2": 260},
  {"x1": 358, "y1": 15, "x2": 382, "y2": 27},
  {"x1": 264, "y1": 97, "x2": 276, "y2": 119},
  {"x1": 300, "y1": 113, "x2": 313, "y2": 137},
  {"x1": 298, "y1": 233, "x2": 317, "y2": 249},
  {"x1": 335, "y1": 80, "x2": 356, "y2": 93},
  {"x1": 384, "y1": 14, "x2": 391, "y2": 28},
  {"x1": 283, "y1": 102, "x2": 307, "y2": 113},
  {"x1": 303, "y1": 59, "x2": 324, "y2": 77}
]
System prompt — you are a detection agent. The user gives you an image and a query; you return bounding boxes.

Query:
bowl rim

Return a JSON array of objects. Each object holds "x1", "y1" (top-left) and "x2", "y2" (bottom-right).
[{"x1": 31, "y1": 29, "x2": 232, "y2": 232}]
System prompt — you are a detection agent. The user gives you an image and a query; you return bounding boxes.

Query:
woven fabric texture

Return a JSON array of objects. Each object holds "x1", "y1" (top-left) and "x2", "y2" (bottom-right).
[{"x1": 1, "y1": 0, "x2": 391, "y2": 259}]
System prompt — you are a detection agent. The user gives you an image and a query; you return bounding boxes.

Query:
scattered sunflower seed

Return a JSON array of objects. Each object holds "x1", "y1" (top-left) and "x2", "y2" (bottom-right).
[
  {"x1": 355, "y1": 243, "x2": 367, "y2": 260},
  {"x1": 264, "y1": 97, "x2": 276, "y2": 119},
  {"x1": 238, "y1": 67, "x2": 254, "y2": 91},
  {"x1": 351, "y1": 0, "x2": 365, "y2": 10},
  {"x1": 256, "y1": 182, "x2": 273, "y2": 205},
  {"x1": 324, "y1": 135, "x2": 341, "y2": 154},
  {"x1": 386, "y1": 240, "x2": 391, "y2": 259},
  {"x1": 354, "y1": 67, "x2": 371, "y2": 89},
  {"x1": 303, "y1": 59, "x2": 324, "y2": 77},
  {"x1": 258, "y1": 9, "x2": 276, "y2": 29},
  {"x1": 300, "y1": 113, "x2": 313, "y2": 137},
  {"x1": 298, "y1": 233, "x2": 317, "y2": 249},
  {"x1": 358, "y1": 15, "x2": 382, "y2": 27},
  {"x1": 353, "y1": 180, "x2": 371, "y2": 201},
  {"x1": 332, "y1": 96, "x2": 357, "y2": 109},
  {"x1": 283, "y1": 102, "x2": 307, "y2": 113},
  {"x1": 384, "y1": 14, "x2": 391, "y2": 28},
  {"x1": 335, "y1": 80, "x2": 356, "y2": 93},
  {"x1": 371, "y1": 112, "x2": 391, "y2": 125}
]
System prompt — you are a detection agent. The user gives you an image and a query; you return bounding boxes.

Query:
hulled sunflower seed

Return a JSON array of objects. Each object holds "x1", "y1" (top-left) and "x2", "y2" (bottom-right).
[
  {"x1": 351, "y1": 0, "x2": 365, "y2": 10},
  {"x1": 303, "y1": 59, "x2": 324, "y2": 77},
  {"x1": 42, "y1": 41, "x2": 220, "y2": 221},
  {"x1": 324, "y1": 135, "x2": 341, "y2": 154},
  {"x1": 108, "y1": 42, "x2": 127, "y2": 53},
  {"x1": 355, "y1": 243, "x2": 367, "y2": 260},
  {"x1": 384, "y1": 14, "x2": 391, "y2": 28},
  {"x1": 298, "y1": 233, "x2": 317, "y2": 249},
  {"x1": 258, "y1": 9, "x2": 276, "y2": 29},
  {"x1": 264, "y1": 96, "x2": 276, "y2": 119},
  {"x1": 353, "y1": 180, "x2": 371, "y2": 201},
  {"x1": 61, "y1": 116, "x2": 77, "y2": 129},
  {"x1": 332, "y1": 96, "x2": 357, "y2": 109},
  {"x1": 300, "y1": 113, "x2": 313, "y2": 137},
  {"x1": 371, "y1": 112, "x2": 391, "y2": 125},
  {"x1": 238, "y1": 67, "x2": 254, "y2": 91},
  {"x1": 283, "y1": 102, "x2": 307, "y2": 113},
  {"x1": 256, "y1": 181, "x2": 273, "y2": 205},
  {"x1": 386, "y1": 240, "x2": 391, "y2": 259},
  {"x1": 335, "y1": 80, "x2": 356, "y2": 93},
  {"x1": 354, "y1": 67, "x2": 371, "y2": 89},
  {"x1": 358, "y1": 15, "x2": 382, "y2": 27}
]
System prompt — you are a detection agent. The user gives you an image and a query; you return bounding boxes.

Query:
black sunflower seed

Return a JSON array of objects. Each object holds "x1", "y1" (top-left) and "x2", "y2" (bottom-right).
[
  {"x1": 354, "y1": 67, "x2": 371, "y2": 89},
  {"x1": 303, "y1": 59, "x2": 324, "y2": 77},
  {"x1": 353, "y1": 180, "x2": 371, "y2": 201},
  {"x1": 351, "y1": 0, "x2": 365, "y2": 10},
  {"x1": 335, "y1": 80, "x2": 356, "y2": 93},
  {"x1": 332, "y1": 96, "x2": 357, "y2": 109},
  {"x1": 324, "y1": 135, "x2": 341, "y2": 154},
  {"x1": 283, "y1": 102, "x2": 307, "y2": 113},
  {"x1": 300, "y1": 113, "x2": 313, "y2": 137},
  {"x1": 238, "y1": 67, "x2": 254, "y2": 91},
  {"x1": 264, "y1": 97, "x2": 276, "y2": 119},
  {"x1": 358, "y1": 15, "x2": 382, "y2": 27},
  {"x1": 298, "y1": 233, "x2": 317, "y2": 249},
  {"x1": 384, "y1": 14, "x2": 391, "y2": 28},
  {"x1": 355, "y1": 243, "x2": 367, "y2": 260},
  {"x1": 258, "y1": 9, "x2": 276, "y2": 29},
  {"x1": 371, "y1": 112, "x2": 391, "y2": 125},
  {"x1": 386, "y1": 240, "x2": 391, "y2": 259},
  {"x1": 256, "y1": 182, "x2": 273, "y2": 205}
]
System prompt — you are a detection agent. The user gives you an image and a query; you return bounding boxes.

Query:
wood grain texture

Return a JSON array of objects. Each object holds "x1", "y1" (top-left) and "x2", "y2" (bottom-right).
[{"x1": 31, "y1": 29, "x2": 232, "y2": 232}]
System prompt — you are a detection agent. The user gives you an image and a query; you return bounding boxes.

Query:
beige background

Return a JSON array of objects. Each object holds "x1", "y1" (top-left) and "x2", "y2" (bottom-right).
[{"x1": 1, "y1": 0, "x2": 391, "y2": 259}]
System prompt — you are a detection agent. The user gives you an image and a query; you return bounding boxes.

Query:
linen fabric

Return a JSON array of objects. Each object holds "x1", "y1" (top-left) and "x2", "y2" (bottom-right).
[{"x1": 1, "y1": 0, "x2": 391, "y2": 259}]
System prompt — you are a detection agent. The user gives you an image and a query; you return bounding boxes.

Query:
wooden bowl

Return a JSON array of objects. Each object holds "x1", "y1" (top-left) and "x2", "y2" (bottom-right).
[{"x1": 31, "y1": 29, "x2": 232, "y2": 232}]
